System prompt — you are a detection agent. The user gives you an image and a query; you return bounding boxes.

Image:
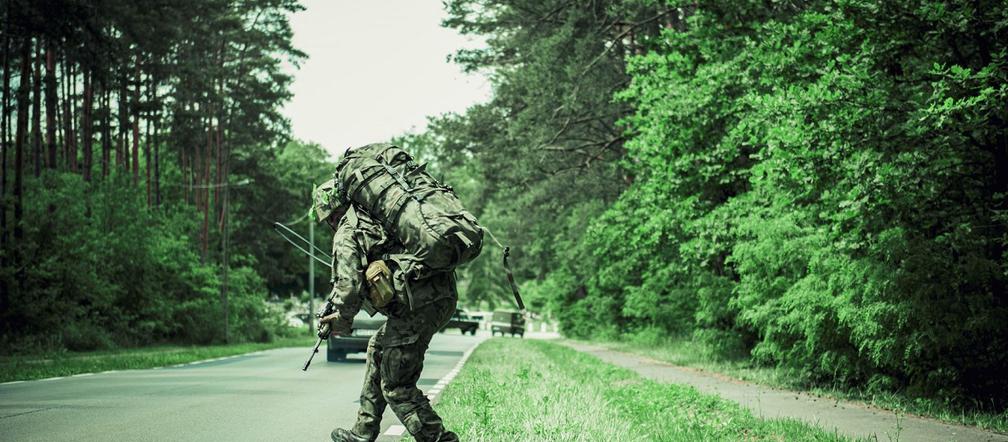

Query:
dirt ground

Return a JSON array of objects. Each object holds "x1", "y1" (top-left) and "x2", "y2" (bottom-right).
[{"x1": 562, "y1": 341, "x2": 1008, "y2": 442}]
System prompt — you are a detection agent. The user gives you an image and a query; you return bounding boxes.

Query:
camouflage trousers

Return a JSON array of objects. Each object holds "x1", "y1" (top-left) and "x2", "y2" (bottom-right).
[{"x1": 352, "y1": 296, "x2": 459, "y2": 442}]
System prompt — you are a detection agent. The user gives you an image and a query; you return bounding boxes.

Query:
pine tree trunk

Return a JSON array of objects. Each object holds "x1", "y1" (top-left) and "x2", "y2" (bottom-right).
[
  {"x1": 1, "y1": 30, "x2": 11, "y2": 269},
  {"x1": 144, "y1": 73, "x2": 151, "y2": 206},
  {"x1": 210, "y1": 115, "x2": 216, "y2": 214},
  {"x1": 131, "y1": 62, "x2": 139, "y2": 185},
  {"x1": 44, "y1": 42, "x2": 56, "y2": 169},
  {"x1": 82, "y1": 69, "x2": 93, "y2": 182},
  {"x1": 54, "y1": 62, "x2": 63, "y2": 169},
  {"x1": 15, "y1": 37, "x2": 30, "y2": 255},
  {"x1": 218, "y1": 139, "x2": 230, "y2": 342},
  {"x1": 67, "y1": 61, "x2": 77, "y2": 173},
  {"x1": 101, "y1": 81, "x2": 110, "y2": 179},
  {"x1": 179, "y1": 147, "x2": 185, "y2": 203},
  {"x1": 193, "y1": 123, "x2": 199, "y2": 237},
  {"x1": 118, "y1": 76, "x2": 127, "y2": 171},
  {"x1": 202, "y1": 116, "x2": 211, "y2": 260},
  {"x1": 61, "y1": 59, "x2": 76, "y2": 173},
  {"x1": 216, "y1": 115, "x2": 223, "y2": 227},
  {"x1": 184, "y1": 146, "x2": 189, "y2": 205},
  {"x1": 151, "y1": 72, "x2": 160, "y2": 207},
  {"x1": 194, "y1": 117, "x2": 201, "y2": 252},
  {"x1": 30, "y1": 43, "x2": 40, "y2": 177},
  {"x1": 153, "y1": 115, "x2": 160, "y2": 206}
]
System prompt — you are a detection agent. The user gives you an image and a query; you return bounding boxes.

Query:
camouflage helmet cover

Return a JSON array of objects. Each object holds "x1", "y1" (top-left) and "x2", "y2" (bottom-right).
[{"x1": 312, "y1": 179, "x2": 344, "y2": 223}]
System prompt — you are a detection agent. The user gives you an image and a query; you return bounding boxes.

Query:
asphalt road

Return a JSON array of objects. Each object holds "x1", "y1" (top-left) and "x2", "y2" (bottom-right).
[{"x1": 0, "y1": 332, "x2": 486, "y2": 442}]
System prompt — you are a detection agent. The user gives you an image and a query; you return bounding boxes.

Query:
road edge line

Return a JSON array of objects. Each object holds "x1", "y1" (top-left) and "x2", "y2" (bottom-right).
[
  {"x1": 379, "y1": 338, "x2": 485, "y2": 439},
  {"x1": 0, "y1": 348, "x2": 278, "y2": 386}
]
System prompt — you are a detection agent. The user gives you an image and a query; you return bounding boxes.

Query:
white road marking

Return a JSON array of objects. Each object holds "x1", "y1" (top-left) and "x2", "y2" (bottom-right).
[
  {"x1": 6, "y1": 351, "x2": 262, "y2": 385},
  {"x1": 423, "y1": 340, "x2": 480, "y2": 401},
  {"x1": 383, "y1": 425, "x2": 407, "y2": 436}
]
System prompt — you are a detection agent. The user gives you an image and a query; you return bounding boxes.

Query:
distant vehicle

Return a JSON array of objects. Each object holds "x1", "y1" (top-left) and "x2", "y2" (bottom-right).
[
  {"x1": 490, "y1": 310, "x2": 525, "y2": 338},
  {"x1": 327, "y1": 311, "x2": 386, "y2": 361},
  {"x1": 441, "y1": 309, "x2": 479, "y2": 335}
]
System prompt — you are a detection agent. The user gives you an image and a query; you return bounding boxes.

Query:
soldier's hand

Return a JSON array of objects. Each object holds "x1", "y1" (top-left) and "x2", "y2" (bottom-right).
[{"x1": 319, "y1": 311, "x2": 353, "y2": 337}]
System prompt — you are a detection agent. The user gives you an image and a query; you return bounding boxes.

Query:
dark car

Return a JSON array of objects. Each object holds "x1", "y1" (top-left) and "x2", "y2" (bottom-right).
[
  {"x1": 327, "y1": 311, "x2": 387, "y2": 361},
  {"x1": 490, "y1": 310, "x2": 525, "y2": 338},
  {"x1": 440, "y1": 309, "x2": 479, "y2": 335}
]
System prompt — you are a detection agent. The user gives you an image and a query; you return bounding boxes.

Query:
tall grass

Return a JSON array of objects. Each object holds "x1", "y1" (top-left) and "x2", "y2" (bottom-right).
[{"x1": 426, "y1": 338, "x2": 862, "y2": 441}]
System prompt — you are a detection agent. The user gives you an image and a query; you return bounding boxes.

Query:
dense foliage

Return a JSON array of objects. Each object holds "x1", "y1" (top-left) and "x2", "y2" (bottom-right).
[
  {"x1": 3, "y1": 0, "x2": 1006, "y2": 410},
  {"x1": 0, "y1": 1, "x2": 334, "y2": 351},
  {"x1": 612, "y1": 0, "x2": 1008, "y2": 404},
  {"x1": 413, "y1": 0, "x2": 1007, "y2": 406},
  {"x1": 399, "y1": 0, "x2": 671, "y2": 308}
]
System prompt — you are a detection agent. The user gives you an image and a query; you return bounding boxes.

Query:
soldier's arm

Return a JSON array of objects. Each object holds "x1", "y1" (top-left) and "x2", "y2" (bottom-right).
[{"x1": 328, "y1": 222, "x2": 368, "y2": 320}]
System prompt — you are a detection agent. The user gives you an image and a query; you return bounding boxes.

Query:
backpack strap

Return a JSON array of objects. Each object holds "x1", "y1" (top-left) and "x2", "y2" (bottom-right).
[{"x1": 481, "y1": 227, "x2": 525, "y2": 311}]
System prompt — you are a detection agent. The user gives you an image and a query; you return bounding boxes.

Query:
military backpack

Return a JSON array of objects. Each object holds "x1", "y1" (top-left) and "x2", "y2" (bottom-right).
[{"x1": 333, "y1": 143, "x2": 484, "y2": 283}]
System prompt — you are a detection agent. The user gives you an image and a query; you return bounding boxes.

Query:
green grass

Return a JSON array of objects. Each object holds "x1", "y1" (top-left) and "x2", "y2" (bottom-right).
[
  {"x1": 587, "y1": 336, "x2": 1008, "y2": 434},
  {"x1": 0, "y1": 335, "x2": 315, "y2": 383},
  {"x1": 425, "y1": 338, "x2": 862, "y2": 441}
]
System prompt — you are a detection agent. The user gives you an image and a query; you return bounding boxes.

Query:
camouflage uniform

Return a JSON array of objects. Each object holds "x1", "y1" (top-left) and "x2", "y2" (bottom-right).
[{"x1": 328, "y1": 206, "x2": 459, "y2": 442}]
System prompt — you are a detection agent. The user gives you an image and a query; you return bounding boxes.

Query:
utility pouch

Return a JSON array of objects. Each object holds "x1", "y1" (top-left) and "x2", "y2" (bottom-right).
[{"x1": 365, "y1": 260, "x2": 394, "y2": 308}]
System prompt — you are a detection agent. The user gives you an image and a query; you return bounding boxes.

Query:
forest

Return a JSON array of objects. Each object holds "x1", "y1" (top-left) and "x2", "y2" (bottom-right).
[
  {"x1": 2, "y1": 0, "x2": 1007, "y2": 413},
  {"x1": 0, "y1": 0, "x2": 334, "y2": 350},
  {"x1": 401, "y1": 0, "x2": 1008, "y2": 409}
]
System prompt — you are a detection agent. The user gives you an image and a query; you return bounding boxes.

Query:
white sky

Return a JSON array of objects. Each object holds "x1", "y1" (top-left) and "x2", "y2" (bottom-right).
[{"x1": 283, "y1": 0, "x2": 492, "y2": 158}]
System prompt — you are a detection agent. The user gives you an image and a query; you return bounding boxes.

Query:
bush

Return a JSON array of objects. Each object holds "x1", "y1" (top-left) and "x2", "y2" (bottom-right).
[
  {"x1": 563, "y1": 0, "x2": 1008, "y2": 407},
  {"x1": 1, "y1": 171, "x2": 282, "y2": 351}
]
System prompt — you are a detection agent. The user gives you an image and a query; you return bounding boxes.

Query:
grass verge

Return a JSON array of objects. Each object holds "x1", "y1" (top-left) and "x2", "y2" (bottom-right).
[
  {"x1": 0, "y1": 335, "x2": 315, "y2": 383},
  {"x1": 428, "y1": 338, "x2": 862, "y2": 441},
  {"x1": 586, "y1": 336, "x2": 1008, "y2": 434}
]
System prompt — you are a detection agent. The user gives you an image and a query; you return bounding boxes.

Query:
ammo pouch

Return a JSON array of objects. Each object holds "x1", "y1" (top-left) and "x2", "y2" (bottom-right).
[{"x1": 365, "y1": 260, "x2": 394, "y2": 308}]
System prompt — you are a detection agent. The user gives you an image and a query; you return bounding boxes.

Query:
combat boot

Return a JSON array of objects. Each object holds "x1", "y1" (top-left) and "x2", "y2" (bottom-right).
[
  {"x1": 330, "y1": 427, "x2": 375, "y2": 442},
  {"x1": 402, "y1": 408, "x2": 459, "y2": 442}
]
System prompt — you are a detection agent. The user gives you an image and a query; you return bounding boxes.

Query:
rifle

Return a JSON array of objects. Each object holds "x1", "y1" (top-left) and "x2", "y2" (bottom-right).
[
  {"x1": 303, "y1": 298, "x2": 337, "y2": 371},
  {"x1": 272, "y1": 221, "x2": 337, "y2": 371}
]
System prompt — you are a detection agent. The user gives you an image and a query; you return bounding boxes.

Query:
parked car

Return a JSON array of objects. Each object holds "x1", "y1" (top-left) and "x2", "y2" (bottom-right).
[
  {"x1": 327, "y1": 311, "x2": 386, "y2": 361},
  {"x1": 490, "y1": 310, "x2": 525, "y2": 338},
  {"x1": 441, "y1": 309, "x2": 479, "y2": 335}
]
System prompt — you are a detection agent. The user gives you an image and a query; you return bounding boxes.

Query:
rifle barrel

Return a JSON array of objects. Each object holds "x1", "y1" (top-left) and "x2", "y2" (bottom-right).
[{"x1": 302, "y1": 336, "x2": 325, "y2": 371}]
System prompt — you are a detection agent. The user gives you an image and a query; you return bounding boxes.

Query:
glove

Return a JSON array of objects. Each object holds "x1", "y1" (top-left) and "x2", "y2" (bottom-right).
[{"x1": 318, "y1": 309, "x2": 353, "y2": 337}]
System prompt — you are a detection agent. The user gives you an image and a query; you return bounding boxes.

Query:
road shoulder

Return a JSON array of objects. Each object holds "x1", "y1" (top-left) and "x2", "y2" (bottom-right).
[
  {"x1": 375, "y1": 332, "x2": 487, "y2": 441},
  {"x1": 561, "y1": 341, "x2": 1008, "y2": 442},
  {"x1": 0, "y1": 337, "x2": 315, "y2": 383},
  {"x1": 430, "y1": 338, "x2": 859, "y2": 441}
]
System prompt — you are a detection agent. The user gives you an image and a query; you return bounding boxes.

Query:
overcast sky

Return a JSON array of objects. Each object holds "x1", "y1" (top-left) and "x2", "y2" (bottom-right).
[{"x1": 283, "y1": 1, "x2": 492, "y2": 158}]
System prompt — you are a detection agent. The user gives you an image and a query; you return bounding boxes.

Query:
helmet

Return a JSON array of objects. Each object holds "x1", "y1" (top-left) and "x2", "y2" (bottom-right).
[{"x1": 311, "y1": 179, "x2": 344, "y2": 223}]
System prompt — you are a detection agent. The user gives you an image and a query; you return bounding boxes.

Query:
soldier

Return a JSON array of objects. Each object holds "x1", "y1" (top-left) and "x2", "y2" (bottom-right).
[{"x1": 312, "y1": 179, "x2": 460, "y2": 442}]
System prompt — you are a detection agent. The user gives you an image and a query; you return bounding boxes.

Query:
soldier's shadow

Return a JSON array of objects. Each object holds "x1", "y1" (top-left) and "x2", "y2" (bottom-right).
[{"x1": 334, "y1": 358, "x2": 367, "y2": 365}]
